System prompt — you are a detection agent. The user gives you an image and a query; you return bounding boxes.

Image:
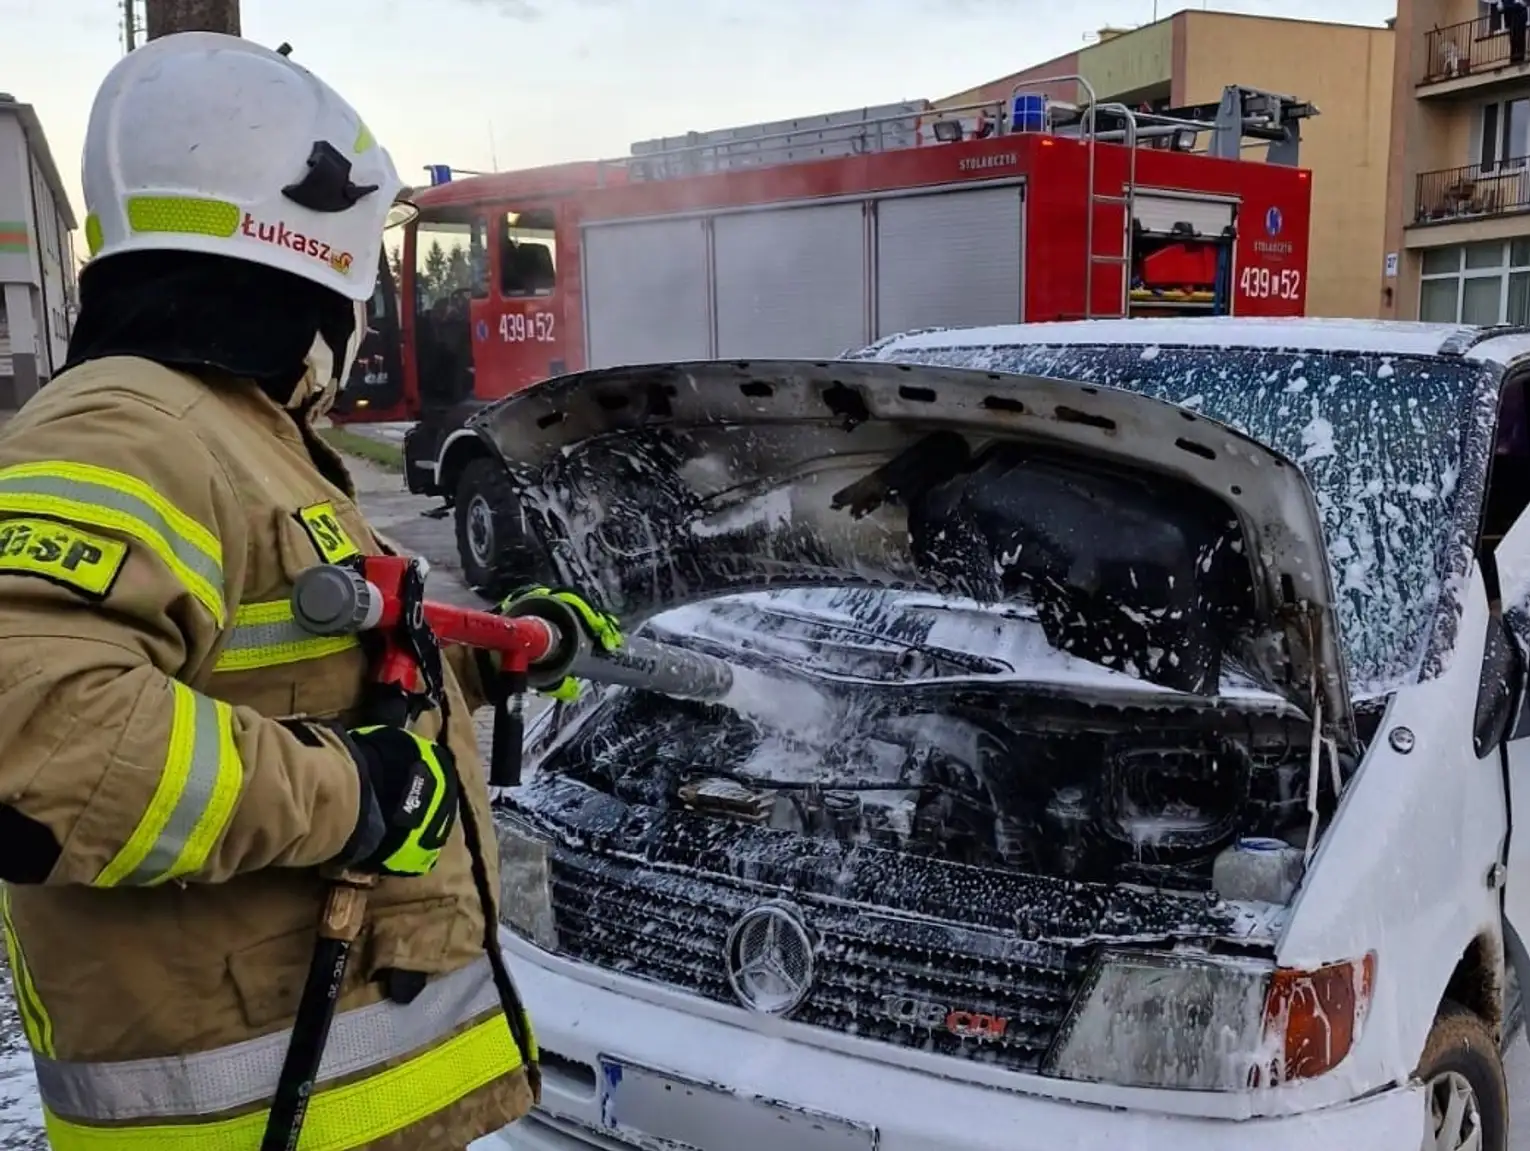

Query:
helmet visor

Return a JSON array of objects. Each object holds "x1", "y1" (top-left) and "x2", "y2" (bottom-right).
[{"x1": 385, "y1": 197, "x2": 418, "y2": 230}]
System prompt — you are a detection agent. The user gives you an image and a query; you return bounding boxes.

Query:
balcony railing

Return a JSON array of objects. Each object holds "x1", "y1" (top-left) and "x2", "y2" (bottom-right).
[
  {"x1": 1422, "y1": 15, "x2": 1525, "y2": 85},
  {"x1": 1415, "y1": 159, "x2": 1530, "y2": 224}
]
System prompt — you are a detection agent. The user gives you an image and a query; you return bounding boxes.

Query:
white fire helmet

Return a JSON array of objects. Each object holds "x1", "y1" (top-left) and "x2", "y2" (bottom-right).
[{"x1": 80, "y1": 32, "x2": 410, "y2": 303}]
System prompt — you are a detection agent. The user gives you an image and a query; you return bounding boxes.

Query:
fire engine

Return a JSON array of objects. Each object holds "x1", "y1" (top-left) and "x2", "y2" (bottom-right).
[{"x1": 333, "y1": 82, "x2": 1317, "y2": 591}]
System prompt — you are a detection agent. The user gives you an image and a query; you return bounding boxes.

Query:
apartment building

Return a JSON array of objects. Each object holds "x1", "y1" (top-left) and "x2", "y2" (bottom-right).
[
  {"x1": 1382, "y1": 1, "x2": 1530, "y2": 326},
  {"x1": 937, "y1": 12, "x2": 1395, "y2": 319},
  {"x1": 0, "y1": 94, "x2": 75, "y2": 409}
]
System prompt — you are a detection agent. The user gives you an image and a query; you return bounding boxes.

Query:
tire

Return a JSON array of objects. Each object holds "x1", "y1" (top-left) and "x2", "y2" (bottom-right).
[
  {"x1": 454, "y1": 456, "x2": 524, "y2": 601},
  {"x1": 1417, "y1": 1000, "x2": 1508, "y2": 1151}
]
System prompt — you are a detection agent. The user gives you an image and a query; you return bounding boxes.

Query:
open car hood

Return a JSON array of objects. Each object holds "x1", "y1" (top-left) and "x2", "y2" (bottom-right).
[{"x1": 472, "y1": 359, "x2": 1353, "y2": 744}]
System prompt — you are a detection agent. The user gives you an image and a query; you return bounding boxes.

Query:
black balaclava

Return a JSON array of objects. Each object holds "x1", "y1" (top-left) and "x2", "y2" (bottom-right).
[
  {"x1": 64, "y1": 249, "x2": 361, "y2": 488},
  {"x1": 66, "y1": 249, "x2": 358, "y2": 414}
]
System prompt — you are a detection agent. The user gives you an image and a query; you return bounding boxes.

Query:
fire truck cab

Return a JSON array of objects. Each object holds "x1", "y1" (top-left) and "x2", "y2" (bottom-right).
[{"x1": 337, "y1": 84, "x2": 1318, "y2": 595}]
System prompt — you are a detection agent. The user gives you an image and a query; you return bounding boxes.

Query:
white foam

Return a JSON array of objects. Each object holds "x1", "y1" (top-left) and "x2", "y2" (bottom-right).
[{"x1": 718, "y1": 663, "x2": 837, "y2": 734}]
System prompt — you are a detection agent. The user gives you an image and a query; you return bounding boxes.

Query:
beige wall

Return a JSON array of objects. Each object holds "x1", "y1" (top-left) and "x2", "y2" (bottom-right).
[
  {"x1": 1180, "y1": 13, "x2": 1394, "y2": 319},
  {"x1": 1079, "y1": 23, "x2": 1173, "y2": 104},
  {"x1": 936, "y1": 54, "x2": 1080, "y2": 110}
]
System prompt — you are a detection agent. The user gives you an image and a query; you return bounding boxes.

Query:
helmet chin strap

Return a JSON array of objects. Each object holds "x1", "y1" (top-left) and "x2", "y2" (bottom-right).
[{"x1": 291, "y1": 299, "x2": 367, "y2": 422}]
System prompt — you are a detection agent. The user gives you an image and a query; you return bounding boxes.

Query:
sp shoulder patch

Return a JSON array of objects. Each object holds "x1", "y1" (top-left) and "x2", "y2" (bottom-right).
[
  {"x1": 0, "y1": 517, "x2": 128, "y2": 598},
  {"x1": 297, "y1": 502, "x2": 359, "y2": 563}
]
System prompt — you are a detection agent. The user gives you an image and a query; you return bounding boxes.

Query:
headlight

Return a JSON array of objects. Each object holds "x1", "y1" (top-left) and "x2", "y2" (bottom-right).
[
  {"x1": 1046, "y1": 949, "x2": 1375, "y2": 1090},
  {"x1": 494, "y1": 813, "x2": 558, "y2": 952}
]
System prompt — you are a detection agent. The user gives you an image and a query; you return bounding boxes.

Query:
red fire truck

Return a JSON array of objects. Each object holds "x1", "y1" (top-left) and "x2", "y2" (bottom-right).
[{"x1": 334, "y1": 84, "x2": 1316, "y2": 587}]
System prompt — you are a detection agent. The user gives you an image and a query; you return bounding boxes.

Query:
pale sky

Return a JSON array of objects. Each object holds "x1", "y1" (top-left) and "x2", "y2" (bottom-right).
[{"x1": 1, "y1": 0, "x2": 1395, "y2": 229}]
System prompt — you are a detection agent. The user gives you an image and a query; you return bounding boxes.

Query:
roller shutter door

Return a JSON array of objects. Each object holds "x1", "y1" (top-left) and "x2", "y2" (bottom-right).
[
  {"x1": 712, "y1": 202, "x2": 867, "y2": 358},
  {"x1": 1133, "y1": 194, "x2": 1236, "y2": 238},
  {"x1": 583, "y1": 218, "x2": 711, "y2": 368},
  {"x1": 875, "y1": 185, "x2": 1023, "y2": 338}
]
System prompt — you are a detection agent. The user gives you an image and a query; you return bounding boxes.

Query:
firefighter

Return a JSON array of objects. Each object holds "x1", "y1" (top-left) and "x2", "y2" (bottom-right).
[{"x1": 0, "y1": 32, "x2": 564, "y2": 1150}]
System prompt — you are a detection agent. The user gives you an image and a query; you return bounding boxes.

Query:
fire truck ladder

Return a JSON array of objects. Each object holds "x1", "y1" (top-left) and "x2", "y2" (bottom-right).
[
  {"x1": 624, "y1": 101, "x2": 932, "y2": 180},
  {"x1": 1011, "y1": 76, "x2": 1138, "y2": 320}
]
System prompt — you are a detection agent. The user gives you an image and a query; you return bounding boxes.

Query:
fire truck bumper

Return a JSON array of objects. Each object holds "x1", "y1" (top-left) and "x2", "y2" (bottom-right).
[{"x1": 473, "y1": 939, "x2": 1423, "y2": 1151}]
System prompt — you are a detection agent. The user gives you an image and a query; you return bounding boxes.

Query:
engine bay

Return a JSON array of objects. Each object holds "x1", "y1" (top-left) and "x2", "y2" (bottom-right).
[{"x1": 535, "y1": 677, "x2": 1343, "y2": 895}]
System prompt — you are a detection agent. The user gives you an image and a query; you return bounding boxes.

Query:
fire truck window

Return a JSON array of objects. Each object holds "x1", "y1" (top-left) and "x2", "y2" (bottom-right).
[
  {"x1": 414, "y1": 218, "x2": 489, "y2": 315},
  {"x1": 501, "y1": 209, "x2": 557, "y2": 297},
  {"x1": 413, "y1": 218, "x2": 483, "y2": 406},
  {"x1": 367, "y1": 273, "x2": 388, "y2": 320}
]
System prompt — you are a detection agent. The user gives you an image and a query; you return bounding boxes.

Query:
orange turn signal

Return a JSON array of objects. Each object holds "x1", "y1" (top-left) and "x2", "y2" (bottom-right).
[{"x1": 1253, "y1": 953, "x2": 1376, "y2": 1086}]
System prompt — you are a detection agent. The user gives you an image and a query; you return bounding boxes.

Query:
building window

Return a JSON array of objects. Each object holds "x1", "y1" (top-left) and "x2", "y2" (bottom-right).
[
  {"x1": 1419, "y1": 240, "x2": 1530, "y2": 323},
  {"x1": 1480, "y1": 98, "x2": 1530, "y2": 172}
]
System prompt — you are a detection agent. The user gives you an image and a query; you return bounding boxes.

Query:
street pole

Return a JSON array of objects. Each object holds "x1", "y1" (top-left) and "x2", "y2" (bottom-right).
[{"x1": 144, "y1": 0, "x2": 240, "y2": 39}]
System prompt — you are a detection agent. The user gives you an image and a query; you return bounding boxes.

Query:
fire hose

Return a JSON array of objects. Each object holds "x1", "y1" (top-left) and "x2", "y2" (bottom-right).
[
  {"x1": 260, "y1": 555, "x2": 738, "y2": 1150},
  {"x1": 287, "y1": 559, "x2": 738, "y2": 743}
]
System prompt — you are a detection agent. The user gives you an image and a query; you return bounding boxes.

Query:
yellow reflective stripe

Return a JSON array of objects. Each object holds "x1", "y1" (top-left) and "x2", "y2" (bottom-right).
[
  {"x1": 0, "y1": 886, "x2": 53, "y2": 1057},
  {"x1": 215, "y1": 599, "x2": 360, "y2": 672},
  {"x1": 93, "y1": 683, "x2": 242, "y2": 887},
  {"x1": 0, "y1": 461, "x2": 224, "y2": 625},
  {"x1": 41, "y1": 1012, "x2": 521, "y2": 1151},
  {"x1": 35, "y1": 957, "x2": 508, "y2": 1120},
  {"x1": 125, "y1": 196, "x2": 241, "y2": 240},
  {"x1": 521, "y1": 1009, "x2": 538, "y2": 1063}
]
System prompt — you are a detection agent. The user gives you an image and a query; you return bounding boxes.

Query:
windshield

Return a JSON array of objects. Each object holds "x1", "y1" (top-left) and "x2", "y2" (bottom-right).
[{"x1": 833, "y1": 340, "x2": 1492, "y2": 697}]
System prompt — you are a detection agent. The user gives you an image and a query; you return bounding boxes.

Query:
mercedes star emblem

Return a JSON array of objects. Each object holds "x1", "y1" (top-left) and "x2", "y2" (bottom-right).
[{"x1": 724, "y1": 902, "x2": 815, "y2": 1015}]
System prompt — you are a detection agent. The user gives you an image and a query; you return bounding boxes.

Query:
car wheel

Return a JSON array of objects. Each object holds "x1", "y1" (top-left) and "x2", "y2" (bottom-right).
[
  {"x1": 454, "y1": 457, "x2": 522, "y2": 601},
  {"x1": 1418, "y1": 1001, "x2": 1507, "y2": 1151}
]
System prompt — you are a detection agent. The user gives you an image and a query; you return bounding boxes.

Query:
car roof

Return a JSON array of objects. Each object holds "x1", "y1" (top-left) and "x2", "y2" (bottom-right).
[{"x1": 861, "y1": 317, "x2": 1530, "y2": 368}]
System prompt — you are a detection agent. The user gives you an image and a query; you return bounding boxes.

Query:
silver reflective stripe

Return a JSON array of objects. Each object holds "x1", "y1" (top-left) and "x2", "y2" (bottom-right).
[
  {"x1": 92, "y1": 683, "x2": 242, "y2": 889},
  {"x1": 221, "y1": 616, "x2": 310, "y2": 652},
  {"x1": 214, "y1": 602, "x2": 359, "y2": 673},
  {"x1": 119, "y1": 690, "x2": 225, "y2": 886},
  {"x1": 0, "y1": 473, "x2": 222, "y2": 593},
  {"x1": 33, "y1": 955, "x2": 501, "y2": 1122}
]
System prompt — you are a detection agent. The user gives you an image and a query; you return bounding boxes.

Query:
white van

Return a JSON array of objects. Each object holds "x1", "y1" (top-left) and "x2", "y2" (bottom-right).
[{"x1": 476, "y1": 318, "x2": 1530, "y2": 1151}]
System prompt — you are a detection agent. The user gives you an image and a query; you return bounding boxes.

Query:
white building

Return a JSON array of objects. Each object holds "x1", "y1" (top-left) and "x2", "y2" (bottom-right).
[{"x1": 0, "y1": 94, "x2": 76, "y2": 409}]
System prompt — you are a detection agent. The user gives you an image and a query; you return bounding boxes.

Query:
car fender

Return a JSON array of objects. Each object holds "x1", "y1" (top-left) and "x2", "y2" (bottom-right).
[{"x1": 1275, "y1": 568, "x2": 1506, "y2": 1101}]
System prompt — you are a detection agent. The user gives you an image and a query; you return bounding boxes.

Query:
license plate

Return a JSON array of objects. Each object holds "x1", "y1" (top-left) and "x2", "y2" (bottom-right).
[{"x1": 597, "y1": 1056, "x2": 878, "y2": 1150}]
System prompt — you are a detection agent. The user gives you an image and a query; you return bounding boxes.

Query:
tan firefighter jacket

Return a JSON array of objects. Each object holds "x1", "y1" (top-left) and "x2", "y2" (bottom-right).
[{"x1": 0, "y1": 356, "x2": 535, "y2": 1150}]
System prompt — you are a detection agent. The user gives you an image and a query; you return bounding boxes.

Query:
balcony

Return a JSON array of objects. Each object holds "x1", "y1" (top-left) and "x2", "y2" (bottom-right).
[
  {"x1": 1420, "y1": 15, "x2": 1530, "y2": 95},
  {"x1": 1415, "y1": 160, "x2": 1530, "y2": 225}
]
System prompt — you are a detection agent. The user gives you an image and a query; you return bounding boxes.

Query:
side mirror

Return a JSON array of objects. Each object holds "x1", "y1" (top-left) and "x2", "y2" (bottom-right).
[
  {"x1": 1477, "y1": 614, "x2": 1523, "y2": 756},
  {"x1": 1493, "y1": 606, "x2": 1530, "y2": 749},
  {"x1": 1489, "y1": 504, "x2": 1530, "y2": 749}
]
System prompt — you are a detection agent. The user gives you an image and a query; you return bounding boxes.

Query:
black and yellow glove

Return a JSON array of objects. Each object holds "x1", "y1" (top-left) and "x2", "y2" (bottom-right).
[
  {"x1": 501, "y1": 585, "x2": 623, "y2": 701},
  {"x1": 335, "y1": 726, "x2": 459, "y2": 877}
]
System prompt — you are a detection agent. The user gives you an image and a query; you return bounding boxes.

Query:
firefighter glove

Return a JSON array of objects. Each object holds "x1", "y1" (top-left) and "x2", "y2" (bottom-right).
[
  {"x1": 502, "y1": 585, "x2": 623, "y2": 702},
  {"x1": 335, "y1": 726, "x2": 459, "y2": 877}
]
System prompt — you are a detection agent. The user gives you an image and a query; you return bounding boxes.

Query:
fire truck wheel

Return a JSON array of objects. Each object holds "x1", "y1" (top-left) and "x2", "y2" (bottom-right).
[{"x1": 455, "y1": 456, "x2": 520, "y2": 600}]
